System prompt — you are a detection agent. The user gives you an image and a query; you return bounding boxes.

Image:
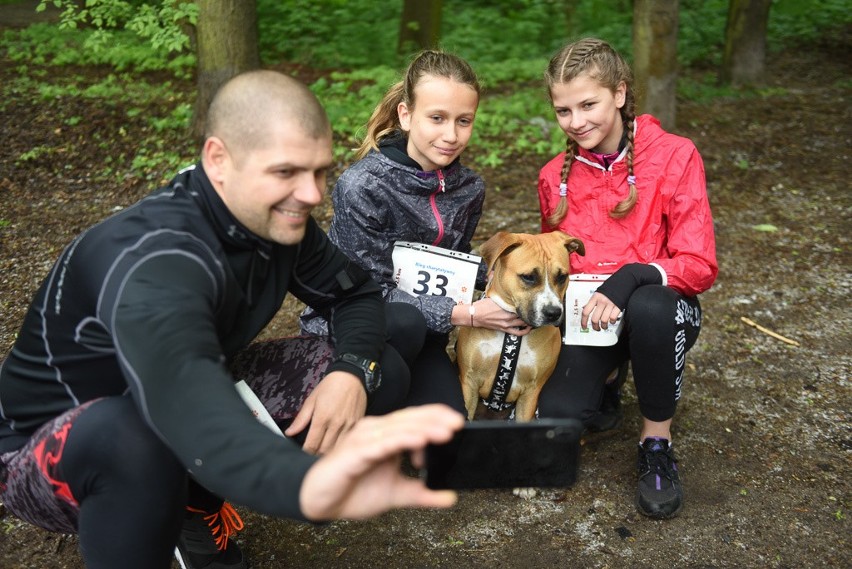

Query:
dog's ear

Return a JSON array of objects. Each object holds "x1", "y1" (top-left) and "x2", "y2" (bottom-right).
[
  {"x1": 480, "y1": 232, "x2": 523, "y2": 269},
  {"x1": 555, "y1": 231, "x2": 585, "y2": 256}
]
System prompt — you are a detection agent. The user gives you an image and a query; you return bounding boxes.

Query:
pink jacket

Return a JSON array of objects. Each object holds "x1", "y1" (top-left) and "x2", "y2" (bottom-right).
[{"x1": 538, "y1": 114, "x2": 717, "y2": 297}]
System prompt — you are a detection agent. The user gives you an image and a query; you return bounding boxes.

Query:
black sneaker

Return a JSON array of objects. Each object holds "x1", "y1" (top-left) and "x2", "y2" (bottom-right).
[
  {"x1": 636, "y1": 437, "x2": 682, "y2": 519},
  {"x1": 174, "y1": 502, "x2": 247, "y2": 569}
]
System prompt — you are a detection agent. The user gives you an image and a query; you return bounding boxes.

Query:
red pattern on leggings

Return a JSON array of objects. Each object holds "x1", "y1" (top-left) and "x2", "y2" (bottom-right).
[
  {"x1": 0, "y1": 399, "x2": 97, "y2": 533},
  {"x1": 33, "y1": 421, "x2": 78, "y2": 506}
]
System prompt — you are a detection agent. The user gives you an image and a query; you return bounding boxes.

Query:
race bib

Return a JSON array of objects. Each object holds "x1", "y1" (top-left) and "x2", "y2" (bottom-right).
[
  {"x1": 234, "y1": 380, "x2": 284, "y2": 437},
  {"x1": 392, "y1": 241, "x2": 481, "y2": 305},
  {"x1": 563, "y1": 273, "x2": 624, "y2": 347}
]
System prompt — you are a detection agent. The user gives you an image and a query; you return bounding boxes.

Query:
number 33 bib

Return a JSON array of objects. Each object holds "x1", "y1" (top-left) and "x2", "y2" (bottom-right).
[{"x1": 392, "y1": 241, "x2": 481, "y2": 305}]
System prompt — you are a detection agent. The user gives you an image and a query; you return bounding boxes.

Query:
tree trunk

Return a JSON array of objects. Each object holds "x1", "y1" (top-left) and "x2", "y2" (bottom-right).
[
  {"x1": 720, "y1": 0, "x2": 772, "y2": 86},
  {"x1": 397, "y1": 0, "x2": 442, "y2": 56},
  {"x1": 632, "y1": 0, "x2": 680, "y2": 130},
  {"x1": 192, "y1": 0, "x2": 260, "y2": 142}
]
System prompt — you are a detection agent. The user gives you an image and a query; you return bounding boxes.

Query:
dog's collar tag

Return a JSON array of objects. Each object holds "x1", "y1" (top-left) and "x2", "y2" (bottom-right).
[{"x1": 482, "y1": 333, "x2": 522, "y2": 412}]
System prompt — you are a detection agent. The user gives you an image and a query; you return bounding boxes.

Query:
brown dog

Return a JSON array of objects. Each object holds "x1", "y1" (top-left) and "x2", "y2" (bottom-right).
[{"x1": 456, "y1": 231, "x2": 584, "y2": 422}]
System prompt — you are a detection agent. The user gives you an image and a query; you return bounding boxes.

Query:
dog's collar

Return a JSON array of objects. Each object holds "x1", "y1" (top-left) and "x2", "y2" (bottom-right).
[
  {"x1": 483, "y1": 271, "x2": 518, "y2": 315},
  {"x1": 481, "y1": 333, "x2": 522, "y2": 412}
]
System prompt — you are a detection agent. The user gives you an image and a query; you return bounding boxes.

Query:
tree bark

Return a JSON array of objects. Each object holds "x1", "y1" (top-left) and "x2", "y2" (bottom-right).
[
  {"x1": 397, "y1": 0, "x2": 442, "y2": 56},
  {"x1": 192, "y1": 0, "x2": 260, "y2": 142},
  {"x1": 633, "y1": 0, "x2": 680, "y2": 129},
  {"x1": 720, "y1": 0, "x2": 772, "y2": 86}
]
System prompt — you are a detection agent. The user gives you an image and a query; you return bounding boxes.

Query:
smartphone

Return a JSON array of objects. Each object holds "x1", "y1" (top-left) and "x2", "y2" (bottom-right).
[{"x1": 423, "y1": 419, "x2": 583, "y2": 490}]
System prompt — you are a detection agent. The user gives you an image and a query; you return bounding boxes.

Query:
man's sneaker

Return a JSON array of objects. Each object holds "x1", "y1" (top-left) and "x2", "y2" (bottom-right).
[
  {"x1": 636, "y1": 437, "x2": 683, "y2": 519},
  {"x1": 174, "y1": 502, "x2": 247, "y2": 569}
]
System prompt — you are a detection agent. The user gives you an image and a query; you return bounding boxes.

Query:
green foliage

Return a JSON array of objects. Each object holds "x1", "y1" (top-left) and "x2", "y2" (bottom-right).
[
  {"x1": 3, "y1": 23, "x2": 194, "y2": 76},
  {"x1": 37, "y1": 0, "x2": 197, "y2": 54},
  {"x1": 768, "y1": 0, "x2": 852, "y2": 48},
  {"x1": 256, "y1": 0, "x2": 402, "y2": 68},
  {"x1": 3, "y1": 0, "x2": 847, "y2": 173},
  {"x1": 17, "y1": 145, "x2": 55, "y2": 164}
]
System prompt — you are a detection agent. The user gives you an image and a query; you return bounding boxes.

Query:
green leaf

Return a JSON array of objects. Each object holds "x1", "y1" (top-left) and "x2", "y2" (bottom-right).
[{"x1": 751, "y1": 224, "x2": 779, "y2": 232}]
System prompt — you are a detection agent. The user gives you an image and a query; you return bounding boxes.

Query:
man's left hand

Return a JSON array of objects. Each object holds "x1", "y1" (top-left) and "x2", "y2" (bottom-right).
[{"x1": 285, "y1": 371, "x2": 367, "y2": 454}]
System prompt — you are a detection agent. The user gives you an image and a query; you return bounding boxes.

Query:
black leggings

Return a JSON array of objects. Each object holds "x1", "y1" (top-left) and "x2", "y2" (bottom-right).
[
  {"x1": 0, "y1": 396, "x2": 187, "y2": 569},
  {"x1": 404, "y1": 333, "x2": 466, "y2": 415},
  {"x1": 539, "y1": 285, "x2": 702, "y2": 425}
]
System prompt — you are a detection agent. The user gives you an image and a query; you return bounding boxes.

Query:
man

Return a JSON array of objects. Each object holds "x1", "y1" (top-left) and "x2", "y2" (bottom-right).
[{"x1": 0, "y1": 70, "x2": 463, "y2": 569}]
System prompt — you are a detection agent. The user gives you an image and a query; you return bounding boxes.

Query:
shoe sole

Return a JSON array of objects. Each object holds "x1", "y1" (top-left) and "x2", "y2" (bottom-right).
[
  {"x1": 174, "y1": 547, "x2": 189, "y2": 569},
  {"x1": 635, "y1": 494, "x2": 683, "y2": 519}
]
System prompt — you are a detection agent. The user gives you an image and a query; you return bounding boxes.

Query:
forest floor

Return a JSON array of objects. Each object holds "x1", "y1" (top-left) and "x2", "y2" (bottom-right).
[{"x1": 0, "y1": 5, "x2": 850, "y2": 569}]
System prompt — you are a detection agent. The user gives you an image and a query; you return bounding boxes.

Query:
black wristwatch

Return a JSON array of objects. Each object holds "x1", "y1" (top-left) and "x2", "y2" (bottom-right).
[{"x1": 333, "y1": 353, "x2": 382, "y2": 394}]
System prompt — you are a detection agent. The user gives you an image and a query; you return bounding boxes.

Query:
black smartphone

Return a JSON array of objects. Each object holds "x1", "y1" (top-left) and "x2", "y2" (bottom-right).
[{"x1": 423, "y1": 418, "x2": 583, "y2": 490}]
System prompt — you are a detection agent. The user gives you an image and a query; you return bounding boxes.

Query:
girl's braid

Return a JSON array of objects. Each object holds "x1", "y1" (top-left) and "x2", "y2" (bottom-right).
[
  {"x1": 546, "y1": 138, "x2": 576, "y2": 228},
  {"x1": 611, "y1": 87, "x2": 637, "y2": 218}
]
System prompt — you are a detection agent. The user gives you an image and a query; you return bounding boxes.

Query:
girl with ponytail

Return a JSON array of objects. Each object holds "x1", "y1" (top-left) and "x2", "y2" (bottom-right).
[{"x1": 302, "y1": 50, "x2": 528, "y2": 415}]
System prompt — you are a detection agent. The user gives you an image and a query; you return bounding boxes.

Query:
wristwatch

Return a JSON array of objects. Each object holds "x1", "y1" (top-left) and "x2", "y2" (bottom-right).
[{"x1": 333, "y1": 353, "x2": 382, "y2": 394}]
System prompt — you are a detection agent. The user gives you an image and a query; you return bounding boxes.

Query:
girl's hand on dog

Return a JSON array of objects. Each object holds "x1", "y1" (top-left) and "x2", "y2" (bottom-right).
[
  {"x1": 453, "y1": 297, "x2": 532, "y2": 336},
  {"x1": 582, "y1": 292, "x2": 623, "y2": 331}
]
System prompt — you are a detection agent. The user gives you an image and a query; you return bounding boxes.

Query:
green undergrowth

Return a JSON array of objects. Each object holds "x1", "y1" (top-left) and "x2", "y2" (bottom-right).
[{"x1": 1, "y1": 0, "x2": 848, "y2": 175}]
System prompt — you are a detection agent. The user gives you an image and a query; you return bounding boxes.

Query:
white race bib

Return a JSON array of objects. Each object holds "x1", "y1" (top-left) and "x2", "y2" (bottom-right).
[
  {"x1": 234, "y1": 380, "x2": 284, "y2": 437},
  {"x1": 392, "y1": 241, "x2": 481, "y2": 305},
  {"x1": 563, "y1": 273, "x2": 624, "y2": 346}
]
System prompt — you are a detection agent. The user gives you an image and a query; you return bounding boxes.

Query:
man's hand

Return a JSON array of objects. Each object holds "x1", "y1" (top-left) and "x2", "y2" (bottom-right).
[
  {"x1": 299, "y1": 404, "x2": 465, "y2": 521},
  {"x1": 285, "y1": 371, "x2": 367, "y2": 454}
]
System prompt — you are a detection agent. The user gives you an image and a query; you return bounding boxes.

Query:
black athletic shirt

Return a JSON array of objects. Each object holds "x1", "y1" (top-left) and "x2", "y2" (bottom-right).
[{"x1": 0, "y1": 163, "x2": 385, "y2": 519}]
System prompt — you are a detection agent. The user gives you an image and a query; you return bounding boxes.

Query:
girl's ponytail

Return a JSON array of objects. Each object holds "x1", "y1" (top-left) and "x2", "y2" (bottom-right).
[{"x1": 356, "y1": 82, "x2": 405, "y2": 159}]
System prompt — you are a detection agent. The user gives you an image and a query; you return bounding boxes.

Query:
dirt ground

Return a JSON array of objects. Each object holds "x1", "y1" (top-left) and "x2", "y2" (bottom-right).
[{"x1": 0, "y1": 6, "x2": 849, "y2": 568}]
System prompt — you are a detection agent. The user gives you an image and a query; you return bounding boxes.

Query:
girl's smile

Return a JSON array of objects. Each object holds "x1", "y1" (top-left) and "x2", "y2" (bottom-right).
[{"x1": 550, "y1": 73, "x2": 626, "y2": 155}]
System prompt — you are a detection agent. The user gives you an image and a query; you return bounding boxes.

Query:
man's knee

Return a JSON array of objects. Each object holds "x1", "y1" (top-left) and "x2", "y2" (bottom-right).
[{"x1": 64, "y1": 397, "x2": 184, "y2": 498}]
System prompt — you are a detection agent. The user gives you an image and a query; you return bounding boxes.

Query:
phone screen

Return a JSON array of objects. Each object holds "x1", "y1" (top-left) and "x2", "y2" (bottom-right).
[{"x1": 423, "y1": 419, "x2": 583, "y2": 490}]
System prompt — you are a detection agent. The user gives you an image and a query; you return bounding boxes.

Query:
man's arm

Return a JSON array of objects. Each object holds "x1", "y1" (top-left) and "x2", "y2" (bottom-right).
[
  {"x1": 287, "y1": 218, "x2": 387, "y2": 453},
  {"x1": 109, "y1": 250, "x2": 319, "y2": 519}
]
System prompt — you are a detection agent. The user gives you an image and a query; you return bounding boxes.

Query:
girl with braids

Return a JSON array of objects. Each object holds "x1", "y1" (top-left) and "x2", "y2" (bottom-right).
[
  {"x1": 536, "y1": 38, "x2": 717, "y2": 519},
  {"x1": 301, "y1": 50, "x2": 529, "y2": 414}
]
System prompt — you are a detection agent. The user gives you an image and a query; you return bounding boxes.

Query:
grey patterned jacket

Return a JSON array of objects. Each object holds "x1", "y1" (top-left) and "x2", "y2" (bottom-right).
[{"x1": 300, "y1": 148, "x2": 486, "y2": 335}]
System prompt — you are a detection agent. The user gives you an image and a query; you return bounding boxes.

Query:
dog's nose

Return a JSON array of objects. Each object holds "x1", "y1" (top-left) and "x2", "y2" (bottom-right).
[{"x1": 543, "y1": 305, "x2": 563, "y2": 323}]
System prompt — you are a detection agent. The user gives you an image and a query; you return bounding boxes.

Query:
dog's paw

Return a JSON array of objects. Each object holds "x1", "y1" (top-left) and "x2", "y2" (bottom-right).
[{"x1": 512, "y1": 487, "x2": 539, "y2": 499}]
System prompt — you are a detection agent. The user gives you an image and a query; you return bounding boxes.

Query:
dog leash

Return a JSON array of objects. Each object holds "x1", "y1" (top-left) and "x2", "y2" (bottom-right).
[{"x1": 481, "y1": 332, "x2": 522, "y2": 413}]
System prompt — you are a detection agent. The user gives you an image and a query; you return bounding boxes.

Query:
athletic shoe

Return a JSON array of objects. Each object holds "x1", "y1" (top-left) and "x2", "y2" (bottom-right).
[
  {"x1": 636, "y1": 437, "x2": 683, "y2": 519},
  {"x1": 174, "y1": 502, "x2": 247, "y2": 569}
]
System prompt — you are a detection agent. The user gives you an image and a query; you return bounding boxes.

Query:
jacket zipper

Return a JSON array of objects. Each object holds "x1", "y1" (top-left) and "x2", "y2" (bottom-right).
[{"x1": 429, "y1": 170, "x2": 446, "y2": 245}]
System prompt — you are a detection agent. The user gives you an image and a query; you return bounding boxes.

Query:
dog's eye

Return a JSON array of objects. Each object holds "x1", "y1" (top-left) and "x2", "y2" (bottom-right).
[
  {"x1": 519, "y1": 273, "x2": 538, "y2": 286},
  {"x1": 555, "y1": 273, "x2": 568, "y2": 285}
]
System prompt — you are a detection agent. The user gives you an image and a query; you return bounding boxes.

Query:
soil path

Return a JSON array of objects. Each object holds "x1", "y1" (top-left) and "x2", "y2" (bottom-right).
[{"x1": 0, "y1": 7, "x2": 849, "y2": 568}]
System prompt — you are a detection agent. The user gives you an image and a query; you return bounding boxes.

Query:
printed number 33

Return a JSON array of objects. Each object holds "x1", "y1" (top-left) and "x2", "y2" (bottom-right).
[{"x1": 413, "y1": 270, "x2": 448, "y2": 296}]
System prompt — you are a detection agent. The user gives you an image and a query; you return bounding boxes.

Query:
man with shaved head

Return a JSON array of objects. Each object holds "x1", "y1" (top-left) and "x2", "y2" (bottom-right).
[{"x1": 0, "y1": 71, "x2": 463, "y2": 569}]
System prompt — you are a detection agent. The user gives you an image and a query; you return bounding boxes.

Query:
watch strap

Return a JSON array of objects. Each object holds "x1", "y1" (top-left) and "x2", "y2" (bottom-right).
[{"x1": 330, "y1": 353, "x2": 382, "y2": 394}]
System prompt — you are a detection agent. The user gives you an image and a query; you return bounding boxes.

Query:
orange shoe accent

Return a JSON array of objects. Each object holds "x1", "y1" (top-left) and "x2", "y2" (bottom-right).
[{"x1": 185, "y1": 502, "x2": 245, "y2": 551}]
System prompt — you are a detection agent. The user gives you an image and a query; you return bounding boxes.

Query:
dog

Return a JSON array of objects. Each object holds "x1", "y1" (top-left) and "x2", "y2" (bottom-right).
[{"x1": 456, "y1": 231, "x2": 585, "y2": 422}]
